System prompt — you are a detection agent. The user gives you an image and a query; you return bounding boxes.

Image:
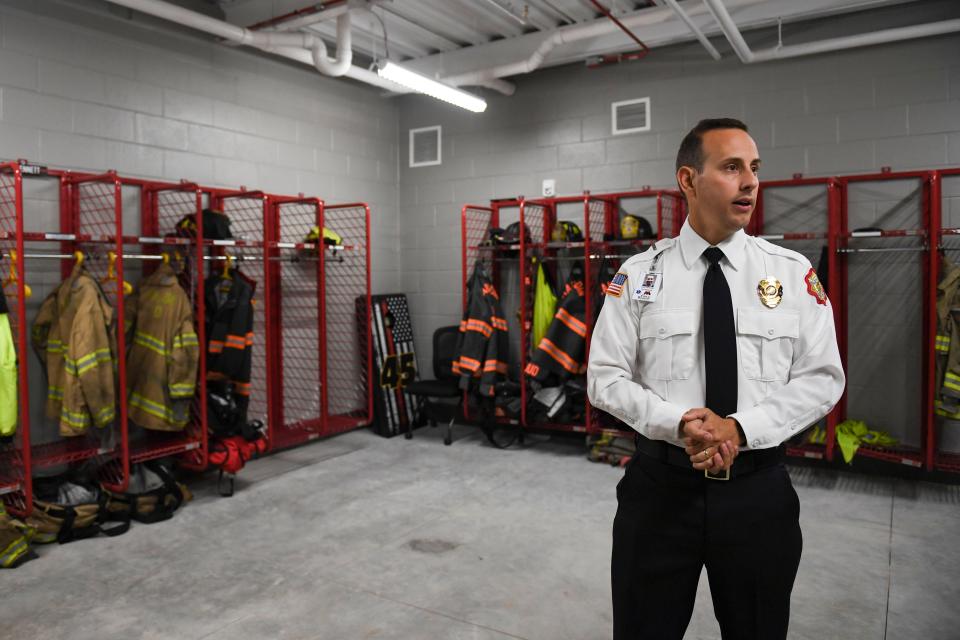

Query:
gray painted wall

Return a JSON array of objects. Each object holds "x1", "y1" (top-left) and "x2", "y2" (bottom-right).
[
  {"x1": 0, "y1": 0, "x2": 399, "y2": 293},
  {"x1": 399, "y1": 14, "x2": 960, "y2": 445},
  {"x1": 0, "y1": 0, "x2": 399, "y2": 446}
]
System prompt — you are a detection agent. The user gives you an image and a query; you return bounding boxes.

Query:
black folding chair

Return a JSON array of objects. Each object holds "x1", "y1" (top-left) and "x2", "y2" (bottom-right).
[{"x1": 405, "y1": 325, "x2": 462, "y2": 445}]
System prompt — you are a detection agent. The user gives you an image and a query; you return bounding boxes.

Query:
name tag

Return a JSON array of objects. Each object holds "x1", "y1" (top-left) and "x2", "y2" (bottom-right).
[{"x1": 633, "y1": 271, "x2": 662, "y2": 303}]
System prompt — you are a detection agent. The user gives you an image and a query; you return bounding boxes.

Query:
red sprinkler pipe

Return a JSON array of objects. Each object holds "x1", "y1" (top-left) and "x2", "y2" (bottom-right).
[
  {"x1": 245, "y1": 0, "x2": 347, "y2": 31},
  {"x1": 587, "y1": 0, "x2": 651, "y2": 58}
]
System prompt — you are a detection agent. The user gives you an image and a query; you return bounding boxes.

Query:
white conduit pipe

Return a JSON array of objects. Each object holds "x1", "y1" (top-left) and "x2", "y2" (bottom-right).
[
  {"x1": 311, "y1": 12, "x2": 353, "y2": 77},
  {"x1": 106, "y1": 0, "x2": 356, "y2": 79},
  {"x1": 266, "y1": 46, "x2": 403, "y2": 92},
  {"x1": 439, "y1": 0, "x2": 765, "y2": 89},
  {"x1": 750, "y1": 18, "x2": 960, "y2": 62},
  {"x1": 703, "y1": 0, "x2": 960, "y2": 64},
  {"x1": 658, "y1": 0, "x2": 722, "y2": 61}
]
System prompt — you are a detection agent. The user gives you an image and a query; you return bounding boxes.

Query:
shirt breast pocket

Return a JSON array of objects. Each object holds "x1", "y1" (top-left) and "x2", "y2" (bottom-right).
[
  {"x1": 737, "y1": 309, "x2": 799, "y2": 382},
  {"x1": 639, "y1": 310, "x2": 697, "y2": 381}
]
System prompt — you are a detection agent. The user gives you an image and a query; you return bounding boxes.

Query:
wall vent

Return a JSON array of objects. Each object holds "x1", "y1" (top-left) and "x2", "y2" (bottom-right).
[
  {"x1": 409, "y1": 125, "x2": 442, "y2": 167},
  {"x1": 611, "y1": 97, "x2": 651, "y2": 135}
]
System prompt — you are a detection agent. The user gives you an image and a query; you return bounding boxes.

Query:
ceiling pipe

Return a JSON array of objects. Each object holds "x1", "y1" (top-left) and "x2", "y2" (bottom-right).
[
  {"x1": 267, "y1": 0, "x2": 377, "y2": 32},
  {"x1": 588, "y1": 0, "x2": 650, "y2": 59},
  {"x1": 245, "y1": 0, "x2": 348, "y2": 31},
  {"x1": 700, "y1": 0, "x2": 756, "y2": 62},
  {"x1": 264, "y1": 46, "x2": 403, "y2": 92},
  {"x1": 703, "y1": 0, "x2": 960, "y2": 63},
  {"x1": 438, "y1": 0, "x2": 765, "y2": 89},
  {"x1": 475, "y1": 78, "x2": 517, "y2": 96},
  {"x1": 656, "y1": 0, "x2": 721, "y2": 60},
  {"x1": 106, "y1": 0, "x2": 363, "y2": 80},
  {"x1": 311, "y1": 12, "x2": 353, "y2": 76}
]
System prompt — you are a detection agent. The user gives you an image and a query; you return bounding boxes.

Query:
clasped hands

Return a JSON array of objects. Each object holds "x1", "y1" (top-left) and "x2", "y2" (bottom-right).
[{"x1": 679, "y1": 408, "x2": 744, "y2": 472}]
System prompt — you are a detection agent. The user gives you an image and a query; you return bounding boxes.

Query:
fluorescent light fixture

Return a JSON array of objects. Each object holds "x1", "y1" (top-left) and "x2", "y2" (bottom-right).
[{"x1": 377, "y1": 61, "x2": 487, "y2": 113}]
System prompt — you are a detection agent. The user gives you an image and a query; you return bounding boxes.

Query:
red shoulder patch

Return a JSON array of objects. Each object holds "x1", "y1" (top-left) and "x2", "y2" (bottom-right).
[{"x1": 805, "y1": 268, "x2": 827, "y2": 305}]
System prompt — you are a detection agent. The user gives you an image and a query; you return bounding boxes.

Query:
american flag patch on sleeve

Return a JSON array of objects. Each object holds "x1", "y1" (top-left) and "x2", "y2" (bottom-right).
[{"x1": 606, "y1": 272, "x2": 627, "y2": 297}]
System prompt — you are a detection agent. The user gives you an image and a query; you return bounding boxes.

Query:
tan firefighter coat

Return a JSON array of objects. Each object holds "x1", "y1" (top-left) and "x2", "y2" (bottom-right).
[
  {"x1": 125, "y1": 263, "x2": 199, "y2": 431},
  {"x1": 32, "y1": 264, "x2": 117, "y2": 437}
]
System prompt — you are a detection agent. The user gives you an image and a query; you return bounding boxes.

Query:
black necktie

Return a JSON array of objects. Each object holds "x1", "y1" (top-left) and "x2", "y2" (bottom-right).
[{"x1": 703, "y1": 247, "x2": 737, "y2": 417}]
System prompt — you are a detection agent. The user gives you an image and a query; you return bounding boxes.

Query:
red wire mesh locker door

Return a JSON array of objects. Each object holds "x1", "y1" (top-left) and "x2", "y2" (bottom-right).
[
  {"x1": 838, "y1": 173, "x2": 931, "y2": 470},
  {"x1": 933, "y1": 169, "x2": 960, "y2": 474},
  {"x1": 322, "y1": 203, "x2": 371, "y2": 435},
  {"x1": 462, "y1": 205, "x2": 495, "y2": 307},
  {"x1": 461, "y1": 205, "x2": 495, "y2": 422},
  {"x1": 211, "y1": 192, "x2": 273, "y2": 433},
  {"x1": 753, "y1": 178, "x2": 840, "y2": 462},
  {"x1": 658, "y1": 192, "x2": 685, "y2": 238},
  {"x1": 63, "y1": 173, "x2": 129, "y2": 491},
  {"x1": 519, "y1": 199, "x2": 549, "y2": 428},
  {"x1": 138, "y1": 184, "x2": 208, "y2": 470},
  {"x1": 583, "y1": 196, "x2": 608, "y2": 436},
  {"x1": 0, "y1": 163, "x2": 30, "y2": 515},
  {"x1": 271, "y1": 198, "x2": 325, "y2": 449}
]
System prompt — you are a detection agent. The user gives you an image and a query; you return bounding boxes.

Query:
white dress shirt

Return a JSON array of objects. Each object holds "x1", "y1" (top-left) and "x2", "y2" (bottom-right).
[{"x1": 587, "y1": 219, "x2": 845, "y2": 450}]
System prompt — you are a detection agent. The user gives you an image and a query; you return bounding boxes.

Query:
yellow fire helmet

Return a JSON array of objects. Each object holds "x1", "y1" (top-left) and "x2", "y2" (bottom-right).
[
  {"x1": 551, "y1": 220, "x2": 583, "y2": 242},
  {"x1": 620, "y1": 215, "x2": 640, "y2": 239},
  {"x1": 305, "y1": 226, "x2": 343, "y2": 246}
]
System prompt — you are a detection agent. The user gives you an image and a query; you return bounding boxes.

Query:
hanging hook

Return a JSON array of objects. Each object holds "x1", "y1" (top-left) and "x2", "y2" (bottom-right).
[
  {"x1": 74, "y1": 250, "x2": 84, "y2": 267},
  {"x1": 222, "y1": 252, "x2": 234, "y2": 279},
  {"x1": 101, "y1": 251, "x2": 133, "y2": 295},
  {"x1": 3, "y1": 250, "x2": 31, "y2": 298}
]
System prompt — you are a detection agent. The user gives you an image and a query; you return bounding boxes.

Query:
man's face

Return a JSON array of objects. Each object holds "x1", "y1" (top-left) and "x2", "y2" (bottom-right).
[{"x1": 683, "y1": 128, "x2": 760, "y2": 239}]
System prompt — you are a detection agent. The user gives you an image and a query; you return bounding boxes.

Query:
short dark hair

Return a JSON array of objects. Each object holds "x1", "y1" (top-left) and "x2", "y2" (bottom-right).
[{"x1": 675, "y1": 118, "x2": 749, "y2": 174}]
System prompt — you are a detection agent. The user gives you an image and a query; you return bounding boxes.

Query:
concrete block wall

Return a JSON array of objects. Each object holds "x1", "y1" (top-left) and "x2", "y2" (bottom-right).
[
  {"x1": 0, "y1": 0, "x2": 399, "y2": 445},
  {"x1": 0, "y1": 0, "x2": 399, "y2": 294},
  {"x1": 399, "y1": 17, "x2": 960, "y2": 443}
]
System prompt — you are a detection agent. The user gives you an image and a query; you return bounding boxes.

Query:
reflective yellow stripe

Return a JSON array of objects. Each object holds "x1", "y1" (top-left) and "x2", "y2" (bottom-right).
[
  {"x1": 169, "y1": 383, "x2": 195, "y2": 398},
  {"x1": 936, "y1": 335, "x2": 951, "y2": 352},
  {"x1": 134, "y1": 331, "x2": 167, "y2": 356},
  {"x1": 130, "y1": 392, "x2": 179, "y2": 424},
  {"x1": 65, "y1": 348, "x2": 113, "y2": 376},
  {"x1": 59, "y1": 408, "x2": 91, "y2": 429},
  {"x1": 46, "y1": 340, "x2": 66, "y2": 354},
  {"x1": 1, "y1": 538, "x2": 29, "y2": 568},
  {"x1": 94, "y1": 406, "x2": 115, "y2": 427},
  {"x1": 172, "y1": 333, "x2": 199, "y2": 349},
  {"x1": 47, "y1": 385, "x2": 63, "y2": 401}
]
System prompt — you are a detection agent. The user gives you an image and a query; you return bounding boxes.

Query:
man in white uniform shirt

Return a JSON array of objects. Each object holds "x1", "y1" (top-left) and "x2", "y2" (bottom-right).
[{"x1": 588, "y1": 118, "x2": 845, "y2": 640}]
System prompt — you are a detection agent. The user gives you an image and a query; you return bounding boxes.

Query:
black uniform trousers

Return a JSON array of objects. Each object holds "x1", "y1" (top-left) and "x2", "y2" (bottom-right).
[{"x1": 612, "y1": 439, "x2": 802, "y2": 640}]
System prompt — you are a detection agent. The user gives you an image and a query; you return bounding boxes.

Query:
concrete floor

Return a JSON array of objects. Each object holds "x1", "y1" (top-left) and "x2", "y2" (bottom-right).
[{"x1": 5, "y1": 425, "x2": 960, "y2": 640}]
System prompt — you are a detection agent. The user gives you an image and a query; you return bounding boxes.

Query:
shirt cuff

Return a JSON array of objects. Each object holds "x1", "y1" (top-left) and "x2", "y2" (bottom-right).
[
  {"x1": 729, "y1": 405, "x2": 775, "y2": 450},
  {"x1": 641, "y1": 400, "x2": 686, "y2": 443}
]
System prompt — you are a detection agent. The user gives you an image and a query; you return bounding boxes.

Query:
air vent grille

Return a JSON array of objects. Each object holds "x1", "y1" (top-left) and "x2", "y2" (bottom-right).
[
  {"x1": 612, "y1": 98, "x2": 651, "y2": 135},
  {"x1": 410, "y1": 125, "x2": 441, "y2": 167}
]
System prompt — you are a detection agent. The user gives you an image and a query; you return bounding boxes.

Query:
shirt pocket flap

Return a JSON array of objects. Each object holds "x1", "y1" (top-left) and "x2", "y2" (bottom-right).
[
  {"x1": 640, "y1": 310, "x2": 696, "y2": 340},
  {"x1": 737, "y1": 309, "x2": 799, "y2": 340}
]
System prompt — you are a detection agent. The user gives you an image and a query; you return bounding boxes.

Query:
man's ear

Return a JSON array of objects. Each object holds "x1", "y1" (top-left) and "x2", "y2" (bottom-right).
[{"x1": 677, "y1": 166, "x2": 696, "y2": 199}]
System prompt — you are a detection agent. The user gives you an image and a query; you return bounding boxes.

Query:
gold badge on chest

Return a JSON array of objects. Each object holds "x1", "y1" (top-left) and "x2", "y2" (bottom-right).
[{"x1": 757, "y1": 277, "x2": 783, "y2": 308}]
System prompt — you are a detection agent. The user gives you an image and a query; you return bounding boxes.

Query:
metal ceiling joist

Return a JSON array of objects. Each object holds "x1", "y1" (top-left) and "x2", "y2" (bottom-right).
[
  {"x1": 447, "y1": 0, "x2": 526, "y2": 39},
  {"x1": 375, "y1": 7, "x2": 463, "y2": 53},
  {"x1": 404, "y1": 0, "x2": 921, "y2": 84},
  {"x1": 386, "y1": 1, "x2": 490, "y2": 47}
]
